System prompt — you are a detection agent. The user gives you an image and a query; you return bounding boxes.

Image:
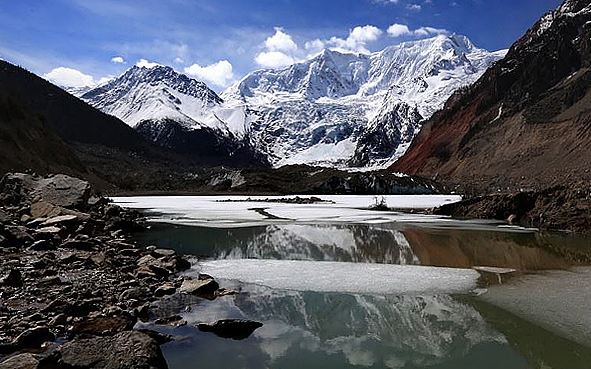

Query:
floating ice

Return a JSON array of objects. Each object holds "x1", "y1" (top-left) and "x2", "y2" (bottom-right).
[
  {"x1": 479, "y1": 267, "x2": 591, "y2": 348},
  {"x1": 196, "y1": 259, "x2": 481, "y2": 295}
]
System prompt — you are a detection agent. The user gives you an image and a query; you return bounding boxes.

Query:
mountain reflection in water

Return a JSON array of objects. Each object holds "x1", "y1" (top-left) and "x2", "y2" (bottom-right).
[
  {"x1": 154, "y1": 284, "x2": 525, "y2": 369},
  {"x1": 134, "y1": 223, "x2": 573, "y2": 270},
  {"x1": 132, "y1": 222, "x2": 591, "y2": 368}
]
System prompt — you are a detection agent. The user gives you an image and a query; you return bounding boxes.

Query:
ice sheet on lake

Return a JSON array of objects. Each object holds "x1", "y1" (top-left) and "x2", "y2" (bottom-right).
[
  {"x1": 111, "y1": 194, "x2": 536, "y2": 232},
  {"x1": 479, "y1": 267, "x2": 591, "y2": 348},
  {"x1": 110, "y1": 194, "x2": 495, "y2": 229},
  {"x1": 196, "y1": 259, "x2": 481, "y2": 295}
]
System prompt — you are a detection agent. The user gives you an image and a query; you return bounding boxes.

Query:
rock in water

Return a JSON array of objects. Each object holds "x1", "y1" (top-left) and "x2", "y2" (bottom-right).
[
  {"x1": 38, "y1": 331, "x2": 168, "y2": 369},
  {"x1": 13, "y1": 327, "x2": 55, "y2": 349},
  {"x1": 197, "y1": 319, "x2": 263, "y2": 340},
  {"x1": 179, "y1": 277, "x2": 219, "y2": 297}
]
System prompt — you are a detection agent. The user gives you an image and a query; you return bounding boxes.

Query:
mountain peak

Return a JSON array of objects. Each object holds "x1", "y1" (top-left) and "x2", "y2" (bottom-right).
[{"x1": 81, "y1": 64, "x2": 224, "y2": 128}]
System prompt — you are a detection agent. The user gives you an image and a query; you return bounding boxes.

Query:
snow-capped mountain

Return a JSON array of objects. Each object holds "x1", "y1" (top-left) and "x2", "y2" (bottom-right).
[
  {"x1": 80, "y1": 34, "x2": 505, "y2": 169},
  {"x1": 81, "y1": 65, "x2": 227, "y2": 130},
  {"x1": 224, "y1": 34, "x2": 506, "y2": 168},
  {"x1": 80, "y1": 65, "x2": 268, "y2": 167}
]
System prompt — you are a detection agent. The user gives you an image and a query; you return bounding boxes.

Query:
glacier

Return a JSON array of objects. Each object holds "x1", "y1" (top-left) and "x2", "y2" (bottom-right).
[{"x1": 79, "y1": 34, "x2": 506, "y2": 169}]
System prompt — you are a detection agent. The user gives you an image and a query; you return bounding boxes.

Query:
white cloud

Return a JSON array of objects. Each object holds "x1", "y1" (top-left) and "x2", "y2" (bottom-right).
[
  {"x1": 407, "y1": 3, "x2": 422, "y2": 11},
  {"x1": 96, "y1": 76, "x2": 115, "y2": 85},
  {"x1": 110, "y1": 56, "x2": 125, "y2": 64},
  {"x1": 135, "y1": 59, "x2": 160, "y2": 68},
  {"x1": 43, "y1": 67, "x2": 95, "y2": 87},
  {"x1": 254, "y1": 51, "x2": 295, "y2": 69},
  {"x1": 184, "y1": 60, "x2": 234, "y2": 87},
  {"x1": 414, "y1": 26, "x2": 449, "y2": 37},
  {"x1": 255, "y1": 28, "x2": 300, "y2": 69},
  {"x1": 349, "y1": 25, "x2": 382, "y2": 43},
  {"x1": 265, "y1": 27, "x2": 298, "y2": 53},
  {"x1": 174, "y1": 57, "x2": 184, "y2": 64},
  {"x1": 313, "y1": 25, "x2": 383, "y2": 54},
  {"x1": 387, "y1": 24, "x2": 411, "y2": 37},
  {"x1": 387, "y1": 24, "x2": 450, "y2": 38}
]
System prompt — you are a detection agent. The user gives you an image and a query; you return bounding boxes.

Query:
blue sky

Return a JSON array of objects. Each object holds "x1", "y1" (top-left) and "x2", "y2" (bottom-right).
[{"x1": 0, "y1": 0, "x2": 562, "y2": 92}]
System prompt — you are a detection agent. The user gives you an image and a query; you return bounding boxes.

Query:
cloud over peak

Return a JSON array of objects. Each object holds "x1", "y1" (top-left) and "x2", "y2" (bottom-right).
[
  {"x1": 43, "y1": 67, "x2": 95, "y2": 87},
  {"x1": 184, "y1": 60, "x2": 234, "y2": 87},
  {"x1": 387, "y1": 23, "x2": 449, "y2": 38},
  {"x1": 110, "y1": 56, "x2": 125, "y2": 64}
]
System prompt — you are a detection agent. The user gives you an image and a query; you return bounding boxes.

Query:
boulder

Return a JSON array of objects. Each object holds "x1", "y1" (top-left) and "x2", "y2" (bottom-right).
[
  {"x1": 0, "y1": 353, "x2": 39, "y2": 369},
  {"x1": 13, "y1": 327, "x2": 55, "y2": 349},
  {"x1": 151, "y1": 249, "x2": 175, "y2": 258},
  {"x1": 28, "y1": 240, "x2": 56, "y2": 251},
  {"x1": 70, "y1": 312, "x2": 136, "y2": 337},
  {"x1": 35, "y1": 227, "x2": 65, "y2": 238},
  {"x1": 154, "y1": 283, "x2": 176, "y2": 298},
  {"x1": 0, "y1": 173, "x2": 90, "y2": 210},
  {"x1": 179, "y1": 277, "x2": 219, "y2": 297},
  {"x1": 4, "y1": 226, "x2": 34, "y2": 246},
  {"x1": 30, "y1": 174, "x2": 90, "y2": 209},
  {"x1": 39, "y1": 331, "x2": 168, "y2": 369},
  {"x1": 40, "y1": 215, "x2": 78, "y2": 228},
  {"x1": 30, "y1": 202, "x2": 62, "y2": 219},
  {"x1": 2, "y1": 269, "x2": 23, "y2": 287},
  {"x1": 197, "y1": 319, "x2": 263, "y2": 340}
]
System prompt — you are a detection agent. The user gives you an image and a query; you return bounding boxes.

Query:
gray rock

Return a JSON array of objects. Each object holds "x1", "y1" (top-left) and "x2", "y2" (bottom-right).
[
  {"x1": 5, "y1": 226, "x2": 34, "y2": 246},
  {"x1": 39, "y1": 331, "x2": 168, "y2": 369},
  {"x1": 197, "y1": 319, "x2": 263, "y2": 340},
  {"x1": 31, "y1": 174, "x2": 91, "y2": 209},
  {"x1": 35, "y1": 226, "x2": 64, "y2": 237},
  {"x1": 0, "y1": 353, "x2": 39, "y2": 369},
  {"x1": 151, "y1": 249, "x2": 175, "y2": 257},
  {"x1": 61, "y1": 240, "x2": 95, "y2": 251},
  {"x1": 0, "y1": 208, "x2": 11, "y2": 223},
  {"x1": 49, "y1": 313, "x2": 67, "y2": 327},
  {"x1": 28, "y1": 240, "x2": 56, "y2": 251},
  {"x1": 179, "y1": 278, "x2": 219, "y2": 297},
  {"x1": 0, "y1": 173, "x2": 90, "y2": 210},
  {"x1": 119, "y1": 287, "x2": 147, "y2": 302},
  {"x1": 2, "y1": 269, "x2": 22, "y2": 287},
  {"x1": 70, "y1": 312, "x2": 136, "y2": 337},
  {"x1": 154, "y1": 283, "x2": 176, "y2": 298},
  {"x1": 30, "y1": 202, "x2": 62, "y2": 219},
  {"x1": 13, "y1": 327, "x2": 55, "y2": 349},
  {"x1": 40, "y1": 215, "x2": 78, "y2": 227}
]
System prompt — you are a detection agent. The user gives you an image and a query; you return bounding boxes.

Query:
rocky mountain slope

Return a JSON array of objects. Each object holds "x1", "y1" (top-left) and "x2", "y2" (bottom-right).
[
  {"x1": 390, "y1": 0, "x2": 591, "y2": 192},
  {"x1": 0, "y1": 60, "x2": 260, "y2": 191},
  {"x1": 223, "y1": 34, "x2": 505, "y2": 168},
  {"x1": 80, "y1": 66, "x2": 268, "y2": 167}
]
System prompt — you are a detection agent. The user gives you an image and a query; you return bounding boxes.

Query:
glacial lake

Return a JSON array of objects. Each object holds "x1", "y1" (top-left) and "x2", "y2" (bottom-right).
[{"x1": 112, "y1": 195, "x2": 591, "y2": 369}]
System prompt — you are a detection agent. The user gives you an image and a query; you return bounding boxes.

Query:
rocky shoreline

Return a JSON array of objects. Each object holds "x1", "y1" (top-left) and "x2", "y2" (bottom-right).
[
  {"x1": 0, "y1": 173, "x2": 258, "y2": 369},
  {"x1": 433, "y1": 184, "x2": 591, "y2": 235}
]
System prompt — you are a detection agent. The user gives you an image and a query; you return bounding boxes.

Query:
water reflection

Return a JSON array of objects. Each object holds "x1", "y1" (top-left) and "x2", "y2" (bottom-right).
[
  {"x1": 156, "y1": 284, "x2": 526, "y2": 369},
  {"x1": 134, "y1": 223, "x2": 573, "y2": 270}
]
